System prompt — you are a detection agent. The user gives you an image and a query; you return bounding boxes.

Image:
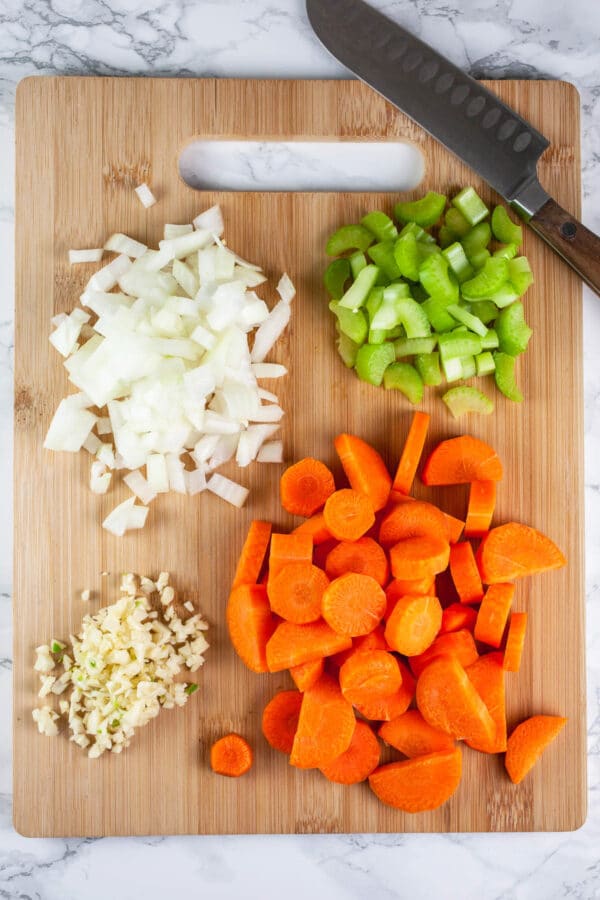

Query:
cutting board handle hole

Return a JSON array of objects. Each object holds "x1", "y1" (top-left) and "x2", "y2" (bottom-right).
[{"x1": 178, "y1": 140, "x2": 424, "y2": 192}]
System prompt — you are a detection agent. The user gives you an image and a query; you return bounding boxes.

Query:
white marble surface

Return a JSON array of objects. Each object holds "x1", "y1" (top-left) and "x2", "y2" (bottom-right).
[{"x1": 1, "y1": 0, "x2": 600, "y2": 896}]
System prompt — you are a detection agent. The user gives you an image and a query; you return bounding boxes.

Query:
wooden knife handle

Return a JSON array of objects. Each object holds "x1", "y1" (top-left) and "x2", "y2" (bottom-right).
[{"x1": 528, "y1": 197, "x2": 600, "y2": 295}]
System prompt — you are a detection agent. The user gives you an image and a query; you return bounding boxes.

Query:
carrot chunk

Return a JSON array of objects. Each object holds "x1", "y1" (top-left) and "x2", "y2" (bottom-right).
[
  {"x1": 329, "y1": 625, "x2": 390, "y2": 670},
  {"x1": 390, "y1": 535, "x2": 450, "y2": 581},
  {"x1": 261, "y1": 690, "x2": 303, "y2": 754},
  {"x1": 465, "y1": 652, "x2": 507, "y2": 753},
  {"x1": 353, "y1": 659, "x2": 415, "y2": 722},
  {"x1": 464, "y1": 481, "x2": 497, "y2": 538},
  {"x1": 384, "y1": 594, "x2": 442, "y2": 656},
  {"x1": 280, "y1": 457, "x2": 336, "y2": 517},
  {"x1": 266, "y1": 620, "x2": 352, "y2": 672},
  {"x1": 290, "y1": 674, "x2": 356, "y2": 769},
  {"x1": 379, "y1": 500, "x2": 448, "y2": 547},
  {"x1": 416, "y1": 655, "x2": 496, "y2": 745},
  {"x1": 232, "y1": 520, "x2": 272, "y2": 589},
  {"x1": 409, "y1": 629, "x2": 478, "y2": 678},
  {"x1": 474, "y1": 583, "x2": 515, "y2": 648},
  {"x1": 226, "y1": 584, "x2": 276, "y2": 673},
  {"x1": 319, "y1": 720, "x2": 381, "y2": 784},
  {"x1": 477, "y1": 523, "x2": 566, "y2": 583},
  {"x1": 369, "y1": 748, "x2": 462, "y2": 812},
  {"x1": 379, "y1": 709, "x2": 455, "y2": 757},
  {"x1": 443, "y1": 511, "x2": 466, "y2": 545},
  {"x1": 291, "y1": 513, "x2": 332, "y2": 544},
  {"x1": 422, "y1": 435, "x2": 503, "y2": 485},
  {"x1": 339, "y1": 650, "x2": 402, "y2": 706},
  {"x1": 385, "y1": 577, "x2": 435, "y2": 620},
  {"x1": 267, "y1": 562, "x2": 329, "y2": 624},
  {"x1": 503, "y1": 612, "x2": 528, "y2": 672},
  {"x1": 322, "y1": 573, "x2": 386, "y2": 637},
  {"x1": 210, "y1": 733, "x2": 253, "y2": 777},
  {"x1": 505, "y1": 715, "x2": 567, "y2": 784},
  {"x1": 268, "y1": 533, "x2": 313, "y2": 582},
  {"x1": 393, "y1": 411, "x2": 430, "y2": 495},
  {"x1": 334, "y1": 433, "x2": 392, "y2": 511},
  {"x1": 289, "y1": 657, "x2": 324, "y2": 692},
  {"x1": 323, "y1": 489, "x2": 375, "y2": 541},
  {"x1": 449, "y1": 541, "x2": 484, "y2": 605},
  {"x1": 325, "y1": 536, "x2": 389, "y2": 586},
  {"x1": 440, "y1": 603, "x2": 478, "y2": 634}
]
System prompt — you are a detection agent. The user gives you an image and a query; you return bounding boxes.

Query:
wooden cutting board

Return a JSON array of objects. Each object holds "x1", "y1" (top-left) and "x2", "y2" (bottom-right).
[{"x1": 13, "y1": 77, "x2": 585, "y2": 836}]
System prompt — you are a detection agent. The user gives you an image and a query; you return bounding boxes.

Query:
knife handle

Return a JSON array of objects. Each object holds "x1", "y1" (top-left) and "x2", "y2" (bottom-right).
[{"x1": 528, "y1": 198, "x2": 600, "y2": 296}]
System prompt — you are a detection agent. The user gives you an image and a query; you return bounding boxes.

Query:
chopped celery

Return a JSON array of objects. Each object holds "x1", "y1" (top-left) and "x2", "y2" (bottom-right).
[
  {"x1": 468, "y1": 248, "x2": 491, "y2": 270},
  {"x1": 446, "y1": 303, "x2": 488, "y2": 337},
  {"x1": 508, "y1": 256, "x2": 534, "y2": 295},
  {"x1": 367, "y1": 241, "x2": 402, "y2": 280},
  {"x1": 491, "y1": 205, "x2": 523, "y2": 245},
  {"x1": 338, "y1": 264, "x2": 380, "y2": 310},
  {"x1": 415, "y1": 352, "x2": 442, "y2": 386},
  {"x1": 324, "y1": 258, "x2": 351, "y2": 299},
  {"x1": 488, "y1": 283, "x2": 520, "y2": 308},
  {"x1": 481, "y1": 328, "x2": 499, "y2": 350},
  {"x1": 419, "y1": 253, "x2": 458, "y2": 304},
  {"x1": 438, "y1": 331, "x2": 482, "y2": 360},
  {"x1": 422, "y1": 297, "x2": 456, "y2": 332},
  {"x1": 493, "y1": 243, "x2": 518, "y2": 260},
  {"x1": 438, "y1": 225, "x2": 455, "y2": 248},
  {"x1": 399, "y1": 221, "x2": 436, "y2": 243},
  {"x1": 469, "y1": 300, "x2": 498, "y2": 324},
  {"x1": 355, "y1": 342, "x2": 396, "y2": 386},
  {"x1": 387, "y1": 325, "x2": 404, "y2": 340},
  {"x1": 361, "y1": 210, "x2": 398, "y2": 242},
  {"x1": 443, "y1": 385, "x2": 494, "y2": 418},
  {"x1": 443, "y1": 242, "x2": 474, "y2": 283},
  {"x1": 383, "y1": 283, "x2": 412, "y2": 301},
  {"x1": 394, "y1": 191, "x2": 446, "y2": 228},
  {"x1": 461, "y1": 222, "x2": 492, "y2": 258},
  {"x1": 452, "y1": 187, "x2": 489, "y2": 226},
  {"x1": 461, "y1": 356, "x2": 477, "y2": 379},
  {"x1": 494, "y1": 351, "x2": 523, "y2": 402},
  {"x1": 444, "y1": 206, "x2": 471, "y2": 238},
  {"x1": 395, "y1": 298, "x2": 431, "y2": 339},
  {"x1": 394, "y1": 232, "x2": 420, "y2": 281},
  {"x1": 395, "y1": 336, "x2": 437, "y2": 357},
  {"x1": 370, "y1": 294, "x2": 402, "y2": 331},
  {"x1": 329, "y1": 301, "x2": 368, "y2": 344},
  {"x1": 441, "y1": 355, "x2": 464, "y2": 383},
  {"x1": 366, "y1": 287, "x2": 384, "y2": 323},
  {"x1": 475, "y1": 351, "x2": 496, "y2": 376},
  {"x1": 349, "y1": 250, "x2": 367, "y2": 279},
  {"x1": 383, "y1": 361, "x2": 424, "y2": 404},
  {"x1": 495, "y1": 301, "x2": 532, "y2": 355},
  {"x1": 461, "y1": 258, "x2": 509, "y2": 300},
  {"x1": 336, "y1": 328, "x2": 359, "y2": 368},
  {"x1": 326, "y1": 224, "x2": 374, "y2": 255},
  {"x1": 369, "y1": 329, "x2": 388, "y2": 344},
  {"x1": 418, "y1": 243, "x2": 443, "y2": 262}
]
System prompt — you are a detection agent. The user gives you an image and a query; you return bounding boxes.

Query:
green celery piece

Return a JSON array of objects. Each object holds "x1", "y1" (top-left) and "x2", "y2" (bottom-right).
[
  {"x1": 365, "y1": 286, "x2": 384, "y2": 322},
  {"x1": 441, "y1": 355, "x2": 464, "y2": 383},
  {"x1": 361, "y1": 211, "x2": 398, "y2": 242},
  {"x1": 475, "y1": 351, "x2": 496, "y2": 376},
  {"x1": 355, "y1": 342, "x2": 396, "y2": 386},
  {"x1": 349, "y1": 250, "x2": 367, "y2": 279},
  {"x1": 443, "y1": 242, "x2": 475, "y2": 283},
  {"x1": 493, "y1": 243, "x2": 518, "y2": 260},
  {"x1": 369, "y1": 329, "x2": 388, "y2": 344},
  {"x1": 446, "y1": 303, "x2": 488, "y2": 337},
  {"x1": 508, "y1": 257, "x2": 534, "y2": 296},
  {"x1": 370, "y1": 296, "x2": 401, "y2": 331},
  {"x1": 461, "y1": 356, "x2": 477, "y2": 379},
  {"x1": 338, "y1": 264, "x2": 380, "y2": 310},
  {"x1": 383, "y1": 283, "x2": 412, "y2": 301},
  {"x1": 468, "y1": 300, "x2": 497, "y2": 324},
  {"x1": 399, "y1": 221, "x2": 435, "y2": 243},
  {"x1": 386, "y1": 325, "x2": 404, "y2": 340},
  {"x1": 444, "y1": 207, "x2": 471, "y2": 238},
  {"x1": 452, "y1": 187, "x2": 489, "y2": 226},
  {"x1": 335, "y1": 327, "x2": 360, "y2": 368},
  {"x1": 468, "y1": 248, "x2": 492, "y2": 270},
  {"x1": 419, "y1": 253, "x2": 458, "y2": 304},
  {"x1": 422, "y1": 297, "x2": 456, "y2": 332},
  {"x1": 394, "y1": 191, "x2": 447, "y2": 228},
  {"x1": 495, "y1": 301, "x2": 532, "y2": 355},
  {"x1": 438, "y1": 225, "x2": 455, "y2": 248},
  {"x1": 383, "y1": 361, "x2": 424, "y2": 404},
  {"x1": 438, "y1": 331, "x2": 482, "y2": 360},
  {"x1": 324, "y1": 258, "x2": 351, "y2": 300},
  {"x1": 491, "y1": 205, "x2": 523, "y2": 245},
  {"x1": 329, "y1": 301, "x2": 368, "y2": 345},
  {"x1": 395, "y1": 336, "x2": 437, "y2": 357},
  {"x1": 394, "y1": 232, "x2": 420, "y2": 281},
  {"x1": 481, "y1": 328, "x2": 499, "y2": 350},
  {"x1": 461, "y1": 222, "x2": 492, "y2": 258},
  {"x1": 453, "y1": 325, "x2": 468, "y2": 333},
  {"x1": 489, "y1": 283, "x2": 520, "y2": 308},
  {"x1": 395, "y1": 298, "x2": 431, "y2": 339},
  {"x1": 443, "y1": 385, "x2": 494, "y2": 418},
  {"x1": 326, "y1": 224, "x2": 374, "y2": 255},
  {"x1": 367, "y1": 241, "x2": 402, "y2": 280},
  {"x1": 415, "y1": 352, "x2": 442, "y2": 386},
  {"x1": 494, "y1": 351, "x2": 523, "y2": 402},
  {"x1": 461, "y1": 257, "x2": 509, "y2": 300}
]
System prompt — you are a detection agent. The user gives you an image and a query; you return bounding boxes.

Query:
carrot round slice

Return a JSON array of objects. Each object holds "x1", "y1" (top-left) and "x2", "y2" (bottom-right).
[
  {"x1": 262, "y1": 690, "x2": 303, "y2": 754},
  {"x1": 339, "y1": 650, "x2": 402, "y2": 706},
  {"x1": 422, "y1": 435, "x2": 503, "y2": 485},
  {"x1": 323, "y1": 489, "x2": 375, "y2": 541},
  {"x1": 440, "y1": 603, "x2": 478, "y2": 634},
  {"x1": 268, "y1": 533, "x2": 313, "y2": 582},
  {"x1": 280, "y1": 457, "x2": 336, "y2": 517},
  {"x1": 369, "y1": 748, "x2": 462, "y2": 812},
  {"x1": 329, "y1": 625, "x2": 390, "y2": 670},
  {"x1": 379, "y1": 709, "x2": 455, "y2": 757},
  {"x1": 384, "y1": 594, "x2": 442, "y2": 656},
  {"x1": 325, "y1": 536, "x2": 389, "y2": 586},
  {"x1": 290, "y1": 674, "x2": 356, "y2": 769},
  {"x1": 265, "y1": 619, "x2": 352, "y2": 672},
  {"x1": 353, "y1": 659, "x2": 415, "y2": 721},
  {"x1": 465, "y1": 652, "x2": 507, "y2": 753},
  {"x1": 334, "y1": 433, "x2": 392, "y2": 511},
  {"x1": 289, "y1": 657, "x2": 324, "y2": 692},
  {"x1": 379, "y1": 500, "x2": 448, "y2": 547},
  {"x1": 231, "y1": 520, "x2": 272, "y2": 589},
  {"x1": 505, "y1": 715, "x2": 567, "y2": 784},
  {"x1": 409, "y1": 628, "x2": 478, "y2": 679},
  {"x1": 319, "y1": 720, "x2": 381, "y2": 784},
  {"x1": 226, "y1": 584, "x2": 276, "y2": 673},
  {"x1": 385, "y1": 577, "x2": 435, "y2": 620},
  {"x1": 210, "y1": 733, "x2": 253, "y2": 777},
  {"x1": 291, "y1": 513, "x2": 332, "y2": 545},
  {"x1": 389, "y1": 535, "x2": 450, "y2": 581},
  {"x1": 322, "y1": 573, "x2": 386, "y2": 637},
  {"x1": 477, "y1": 523, "x2": 566, "y2": 583},
  {"x1": 267, "y1": 562, "x2": 330, "y2": 624},
  {"x1": 464, "y1": 480, "x2": 496, "y2": 538},
  {"x1": 416, "y1": 654, "x2": 496, "y2": 746}
]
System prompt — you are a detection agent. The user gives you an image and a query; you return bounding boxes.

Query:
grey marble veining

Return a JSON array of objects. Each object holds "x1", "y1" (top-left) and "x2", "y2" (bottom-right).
[{"x1": 1, "y1": 0, "x2": 600, "y2": 897}]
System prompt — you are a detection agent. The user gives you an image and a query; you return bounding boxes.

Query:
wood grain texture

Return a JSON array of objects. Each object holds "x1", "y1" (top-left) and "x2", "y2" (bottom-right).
[
  {"x1": 13, "y1": 77, "x2": 585, "y2": 836},
  {"x1": 529, "y1": 196, "x2": 600, "y2": 295}
]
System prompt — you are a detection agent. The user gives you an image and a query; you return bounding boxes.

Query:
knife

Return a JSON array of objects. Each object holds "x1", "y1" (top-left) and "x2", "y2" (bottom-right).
[{"x1": 306, "y1": 0, "x2": 600, "y2": 296}]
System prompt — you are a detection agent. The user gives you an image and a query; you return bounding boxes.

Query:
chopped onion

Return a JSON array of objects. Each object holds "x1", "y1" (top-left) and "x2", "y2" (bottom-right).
[
  {"x1": 277, "y1": 272, "x2": 296, "y2": 303},
  {"x1": 88, "y1": 254, "x2": 132, "y2": 292},
  {"x1": 146, "y1": 453, "x2": 169, "y2": 493},
  {"x1": 236, "y1": 424, "x2": 280, "y2": 467},
  {"x1": 164, "y1": 223, "x2": 193, "y2": 240},
  {"x1": 69, "y1": 248, "x2": 104, "y2": 264},
  {"x1": 250, "y1": 301, "x2": 291, "y2": 363},
  {"x1": 44, "y1": 398, "x2": 96, "y2": 452},
  {"x1": 104, "y1": 233, "x2": 148, "y2": 259},
  {"x1": 102, "y1": 497, "x2": 146, "y2": 536},
  {"x1": 135, "y1": 183, "x2": 157, "y2": 208},
  {"x1": 249, "y1": 404, "x2": 284, "y2": 423},
  {"x1": 96, "y1": 416, "x2": 112, "y2": 435},
  {"x1": 172, "y1": 259, "x2": 198, "y2": 298},
  {"x1": 159, "y1": 230, "x2": 212, "y2": 261},
  {"x1": 165, "y1": 453, "x2": 187, "y2": 494},
  {"x1": 193, "y1": 204, "x2": 224, "y2": 237},
  {"x1": 206, "y1": 473, "x2": 249, "y2": 508},
  {"x1": 90, "y1": 460, "x2": 111, "y2": 494},
  {"x1": 123, "y1": 470, "x2": 157, "y2": 505},
  {"x1": 257, "y1": 387, "x2": 278, "y2": 403},
  {"x1": 83, "y1": 432, "x2": 101, "y2": 455},
  {"x1": 49, "y1": 309, "x2": 90, "y2": 357},
  {"x1": 252, "y1": 363, "x2": 288, "y2": 379},
  {"x1": 257, "y1": 440, "x2": 284, "y2": 463},
  {"x1": 185, "y1": 467, "x2": 207, "y2": 495}
]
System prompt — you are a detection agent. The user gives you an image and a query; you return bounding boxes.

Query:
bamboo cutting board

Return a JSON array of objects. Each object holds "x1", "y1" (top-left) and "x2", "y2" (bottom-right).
[{"x1": 14, "y1": 77, "x2": 585, "y2": 836}]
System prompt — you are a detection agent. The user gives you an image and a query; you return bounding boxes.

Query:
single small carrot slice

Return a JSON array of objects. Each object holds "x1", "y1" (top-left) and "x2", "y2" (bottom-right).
[
  {"x1": 289, "y1": 657, "x2": 324, "y2": 692},
  {"x1": 323, "y1": 489, "x2": 375, "y2": 541},
  {"x1": 390, "y1": 535, "x2": 450, "y2": 581},
  {"x1": 505, "y1": 715, "x2": 567, "y2": 784},
  {"x1": 443, "y1": 511, "x2": 466, "y2": 545},
  {"x1": 339, "y1": 650, "x2": 402, "y2": 706},
  {"x1": 369, "y1": 748, "x2": 462, "y2": 812},
  {"x1": 329, "y1": 625, "x2": 390, "y2": 669},
  {"x1": 379, "y1": 500, "x2": 448, "y2": 547},
  {"x1": 231, "y1": 520, "x2": 272, "y2": 589},
  {"x1": 477, "y1": 523, "x2": 566, "y2": 583},
  {"x1": 449, "y1": 541, "x2": 484, "y2": 605},
  {"x1": 291, "y1": 513, "x2": 332, "y2": 545},
  {"x1": 334, "y1": 433, "x2": 392, "y2": 511},
  {"x1": 392, "y1": 411, "x2": 430, "y2": 495},
  {"x1": 226, "y1": 584, "x2": 276, "y2": 673},
  {"x1": 319, "y1": 720, "x2": 381, "y2": 784},
  {"x1": 409, "y1": 629, "x2": 478, "y2": 679},
  {"x1": 261, "y1": 690, "x2": 303, "y2": 754},
  {"x1": 353, "y1": 660, "x2": 415, "y2": 721},
  {"x1": 290, "y1": 674, "x2": 356, "y2": 769},
  {"x1": 266, "y1": 620, "x2": 352, "y2": 672},
  {"x1": 280, "y1": 457, "x2": 336, "y2": 517},
  {"x1": 464, "y1": 481, "x2": 496, "y2": 538},
  {"x1": 325, "y1": 536, "x2": 389, "y2": 586},
  {"x1": 440, "y1": 603, "x2": 478, "y2": 634},
  {"x1": 422, "y1": 435, "x2": 503, "y2": 485},
  {"x1": 267, "y1": 562, "x2": 330, "y2": 624},
  {"x1": 379, "y1": 709, "x2": 455, "y2": 757},
  {"x1": 210, "y1": 733, "x2": 253, "y2": 777},
  {"x1": 474, "y1": 583, "x2": 515, "y2": 648},
  {"x1": 503, "y1": 612, "x2": 528, "y2": 672},
  {"x1": 268, "y1": 533, "x2": 313, "y2": 582},
  {"x1": 385, "y1": 577, "x2": 435, "y2": 620},
  {"x1": 465, "y1": 652, "x2": 507, "y2": 753},
  {"x1": 384, "y1": 594, "x2": 442, "y2": 656},
  {"x1": 322, "y1": 573, "x2": 386, "y2": 637},
  {"x1": 416, "y1": 655, "x2": 496, "y2": 745}
]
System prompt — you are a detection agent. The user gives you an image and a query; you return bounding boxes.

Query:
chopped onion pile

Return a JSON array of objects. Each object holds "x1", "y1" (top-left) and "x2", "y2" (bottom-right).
[
  {"x1": 47, "y1": 205, "x2": 295, "y2": 534},
  {"x1": 32, "y1": 573, "x2": 209, "y2": 758}
]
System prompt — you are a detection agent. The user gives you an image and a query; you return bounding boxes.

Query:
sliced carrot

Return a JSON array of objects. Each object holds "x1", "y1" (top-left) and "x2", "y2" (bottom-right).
[
  {"x1": 392, "y1": 411, "x2": 430, "y2": 495},
  {"x1": 267, "y1": 561, "x2": 329, "y2": 624},
  {"x1": 226, "y1": 584, "x2": 276, "y2": 673},
  {"x1": 325, "y1": 537, "x2": 389, "y2": 586},
  {"x1": 319, "y1": 720, "x2": 381, "y2": 784},
  {"x1": 289, "y1": 657, "x2": 324, "y2": 692},
  {"x1": 280, "y1": 457, "x2": 336, "y2": 517},
  {"x1": 449, "y1": 541, "x2": 484, "y2": 605},
  {"x1": 231, "y1": 520, "x2": 272, "y2": 589},
  {"x1": 266, "y1": 620, "x2": 352, "y2": 672},
  {"x1": 443, "y1": 511, "x2": 466, "y2": 545},
  {"x1": 409, "y1": 629, "x2": 478, "y2": 679},
  {"x1": 290, "y1": 674, "x2": 356, "y2": 769},
  {"x1": 379, "y1": 500, "x2": 448, "y2": 547},
  {"x1": 422, "y1": 435, "x2": 503, "y2": 485},
  {"x1": 440, "y1": 603, "x2": 478, "y2": 634},
  {"x1": 268, "y1": 533, "x2": 313, "y2": 582},
  {"x1": 384, "y1": 594, "x2": 442, "y2": 656},
  {"x1": 210, "y1": 733, "x2": 253, "y2": 777},
  {"x1": 369, "y1": 748, "x2": 462, "y2": 812},
  {"x1": 379, "y1": 709, "x2": 455, "y2": 757},
  {"x1": 322, "y1": 573, "x2": 386, "y2": 637},
  {"x1": 474, "y1": 583, "x2": 515, "y2": 648},
  {"x1": 416, "y1": 654, "x2": 496, "y2": 745},
  {"x1": 390, "y1": 535, "x2": 450, "y2": 581},
  {"x1": 353, "y1": 659, "x2": 415, "y2": 722},
  {"x1": 465, "y1": 652, "x2": 507, "y2": 753},
  {"x1": 261, "y1": 690, "x2": 303, "y2": 754},
  {"x1": 505, "y1": 715, "x2": 567, "y2": 784},
  {"x1": 291, "y1": 513, "x2": 332, "y2": 545},
  {"x1": 385, "y1": 576, "x2": 436, "y2": 620},
  {"x1": 323, "y1": 489, "x2": 375, "y2": 541},
  {"x1": 334, "y1": 433, "x2": 392, "y2": 511},
  {"x1": 477, "y1": 523, "x2": 566, "y2": 583},
  {"x1": 329, "y1": 625, "x2": 389, "y2": 670},
  {"x1": 339, "y1": 650, "x2": 402, "y2": 706},
  {"x1": 464, "y1": 481, "x2": 496, "y2": 538},
  {"x1": 503, "y1": 612, "x2": 527, "y2": 672}
]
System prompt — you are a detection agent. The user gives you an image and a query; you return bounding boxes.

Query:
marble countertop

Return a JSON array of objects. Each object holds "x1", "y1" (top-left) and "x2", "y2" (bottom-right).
[{"x1": 1, "y1": 0, "x2": 599, "y2": 897}]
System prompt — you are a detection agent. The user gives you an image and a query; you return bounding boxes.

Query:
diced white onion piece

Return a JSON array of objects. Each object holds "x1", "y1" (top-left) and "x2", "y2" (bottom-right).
[
  {"x1": 239, "y1": 297, "x2": 269, "y2": 330},
  {"x1": 207, "y1": 433, "x2": 239, "y2": 469},
  {"x1": 172, "y1": 259, "x2": 198, "y2": 298},
  {"x1": 104, "y1": 233, "x2": 148, "y2": 259},
  {"x1": 215, "y1": 246, "x2": 236, "y2": 281},
  {"x1": 102, "y1": 496, "x2": 136, "y2": 536},
  {"x1": 202, "y1": 411, "x2": 242, "y2": 435},
  {"x1": 277, "y1": 272, "x2": 296, "y2": 303},
  {"x1": 233, "y1": 267, "x2": 268, "y2": 288},
  {"x1": 135, "y1": 183, "x2": 157, "y2": 208},
  {"x1": 214, "y1": 234, "x2": 262, "y2": 271},
  {"x1": 69, "y1": 248, "x2": 104, "y2": 264},
  {"x1": 44, "y1": 399, "x2": 96, "y2": 452},
  {"x1": 185, "y1": 467, "x2": 207, "y2": 495},
  {"x1": 90, "y1": 460, "x2": 111, "y2": 494},
  {"x1": 146, "y1": 454, "x2": 169, "y2": 493},
  {"x1": 123, "y1": 470, "x2": 157, "y2": 505},
  {"x1": 166, "y1": 453, "x2": 187, "y2": 494},
  {"x1": 49, "y1": 309, "x2": 90, "y2": 357},
  {"x1": 80, "y1": 291, "x2": 132, "y2": 316},
  {"x1": 164, "y1": 223, "x2": 193, "y2": 240},
  {"x1": 193, "y1": 204, "x2": 224, "y2": 237},
  {"x1": 192, "y1": 434, "x2": 220, "y2": 465},
  {"x1": 235, "y1": 424, "x2": 280, "y2": 467},
  {"x1": 257, "y1": 387, "x2": 278, "y2": 403},
  {"x1": 249, "y1": 404, "x2": 284, "y2": 423},
  {"x1": 206, "y1": 473, "x2": 249, "y2": 508},
  {"x1": 250, "y1": 300, "x2": 291, "y2": 363},
  {"x1": 257, "y1": 440, "x2": 284, "y2": 463},
  {"x1": 159, "y1": 230, "x2": 213, "y2": 261},
  {"x1": 252, "y1": 363, "x2": 288, "y2": 379},
  {"x1": 126, "y1": 504, "x2": 149, "y2": 530},
  {"x1": 83, "y1": 432, "x2": 101, "y2": 455},
  {"x1": 97, "y1": 443, "x2": 116, "y2": 469},
  {"x1": 190, "y1": 324, "x2": 216, "y2": 350},
  {"x1": 88, "y1": 254, "x2": 132, "y2": 292},
  {"x1": 96, "y1": 416, "x2": 112, "y2": 435}
]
